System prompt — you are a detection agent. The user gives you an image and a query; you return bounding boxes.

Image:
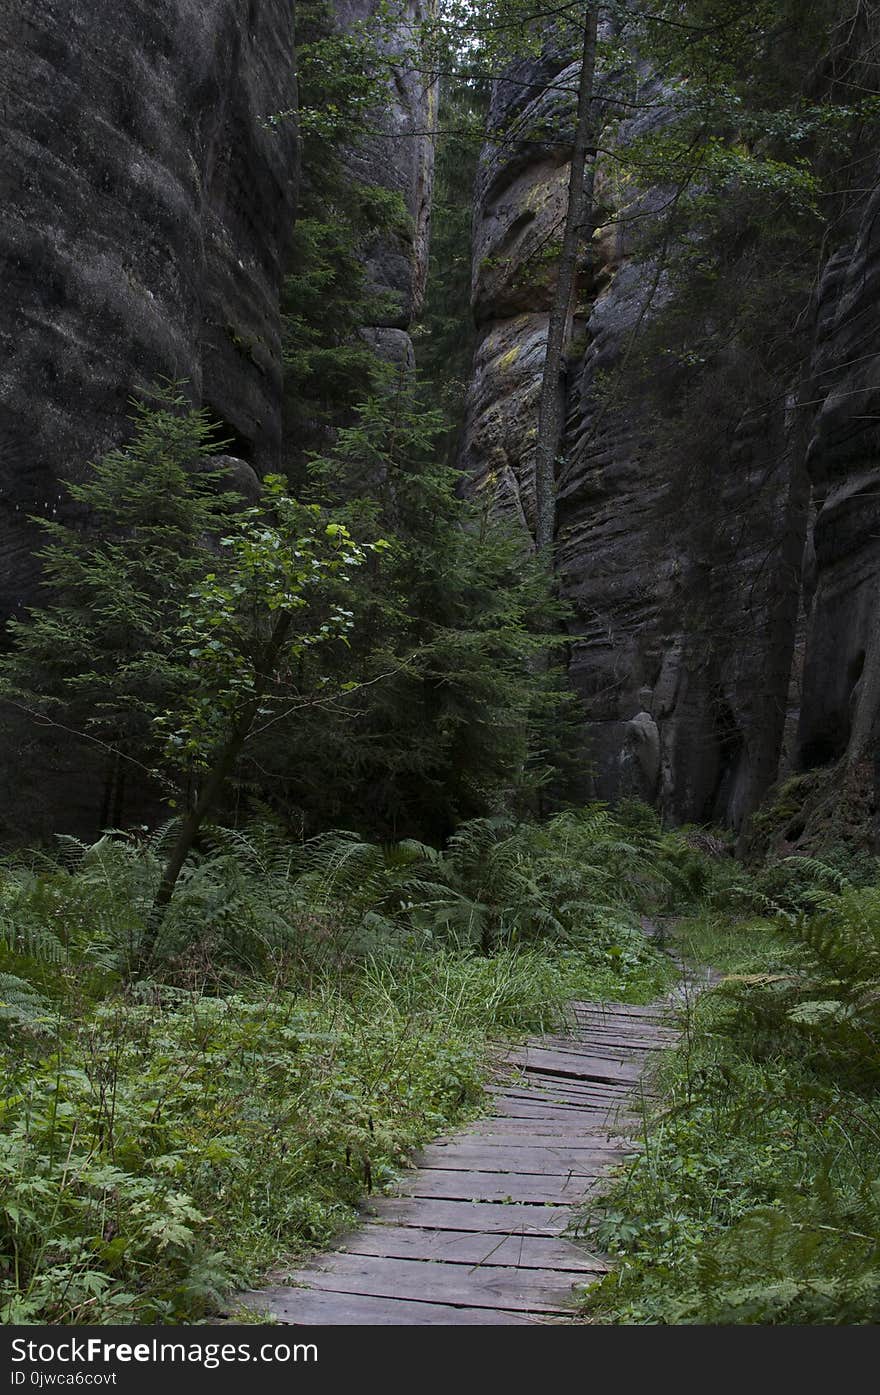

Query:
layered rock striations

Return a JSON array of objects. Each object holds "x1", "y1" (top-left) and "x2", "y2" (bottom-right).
[
  {"x1": 462, "y1": 46, "x2": 841, "y2": 830},
  {"x1": 791, "y1": 169, "x2": 880, "y2": 834},
  {"x1": 0, "y1": 0, "x2": 299, "y2": 834},
  {"x1": 340, "y1": 0, "x2": 436, "y2": 372},
  {"x1": 0, "y1": 0, "x2": 300, "y2": 624}
]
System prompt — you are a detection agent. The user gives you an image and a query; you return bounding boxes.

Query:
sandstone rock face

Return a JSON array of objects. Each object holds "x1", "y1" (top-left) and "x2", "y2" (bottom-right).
[
  {"x1": 0, "y1": 0, "x2": 299, "y2": 624},
  {"x1": 798, "y1": 173, "x2": 880, "y2": 776},
  {"x1": 463, "y1": 48, "x2": 812, "y2": 827},
  {"x1": 0, "y1": 0, "x2": 298, "y2": 837},
  {"x1": 339, "y1": 0, "x2": 435, "y2": 343},
  {"x1": 464, "y1": 46, "x2": 583, "y2": 533},
  {"x1": 463, "y1": 39, "x2": 880, "y2": 831}
]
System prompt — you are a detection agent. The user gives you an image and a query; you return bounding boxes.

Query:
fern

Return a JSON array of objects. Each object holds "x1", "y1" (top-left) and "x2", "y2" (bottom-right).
[
  {"x1": 673, "y1": 1171, "x2": 880, "y2": 1324},
  {"x1": 0, "y1": 973, "x2": 53, "y2": 1033},
  {"x1": 0, "y1": 802, "x2": 678, "y2": 986}
]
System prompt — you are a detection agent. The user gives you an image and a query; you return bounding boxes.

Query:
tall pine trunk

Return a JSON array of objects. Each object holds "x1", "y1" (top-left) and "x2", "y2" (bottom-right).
[{"x1": 534, "y1": 6, "x2": 599, "y2": 556}]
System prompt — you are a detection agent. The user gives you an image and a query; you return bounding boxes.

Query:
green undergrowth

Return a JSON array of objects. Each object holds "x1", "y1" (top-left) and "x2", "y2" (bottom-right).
[
  {"x1": 0, "y1": 803, "x2": 684, "y2": 1323},
  {"x1": 577, "y1": 853, "x2": 880, "y2": 1324},
  {"x1": 4, "y1": 947, "x2": 656, "y2": 1325}
]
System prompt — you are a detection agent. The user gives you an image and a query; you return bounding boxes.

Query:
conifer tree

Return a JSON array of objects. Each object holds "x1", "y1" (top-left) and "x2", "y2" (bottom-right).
[
  {"x1": 0, "y1": 386, "x2": 381, "y2": 941},
  {"x1": 247, "y1": 383, "x2": 580, "y2": 839}
]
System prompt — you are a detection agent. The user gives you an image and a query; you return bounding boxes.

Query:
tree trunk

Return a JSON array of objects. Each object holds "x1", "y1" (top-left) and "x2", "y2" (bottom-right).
[
  {"x1": 139, "y1": 610, "x2": 294, "y2": 963},
  {"x1": 534, "y1": 6, "x2": 599, "y2": 557}
]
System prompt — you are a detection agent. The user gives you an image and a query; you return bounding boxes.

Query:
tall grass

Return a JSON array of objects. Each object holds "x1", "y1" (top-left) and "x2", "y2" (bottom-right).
[
  {"x1": 0, "y1": 804, "x2": 679, "y2": 1322},
  {"x1": 578, "y1": 859, "x2": 880, "y2": 1325}
]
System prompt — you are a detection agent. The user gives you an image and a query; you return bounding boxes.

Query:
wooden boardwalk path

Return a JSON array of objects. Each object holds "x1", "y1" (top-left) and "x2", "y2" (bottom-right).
[{"x1": 237, "y1": 998, "x2": 678, "y2": 1325}]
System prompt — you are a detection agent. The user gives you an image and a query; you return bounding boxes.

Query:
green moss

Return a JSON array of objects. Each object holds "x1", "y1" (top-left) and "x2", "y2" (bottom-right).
[
  {"x1": 742, "y1": 769, "x2": 830, "y2": 862},
  {"x1": 496, "y1": 345, "x2": 521, "y2": 370},
  {"x1": 224, "y1": 322, "x2": 265, "y2": 369}
]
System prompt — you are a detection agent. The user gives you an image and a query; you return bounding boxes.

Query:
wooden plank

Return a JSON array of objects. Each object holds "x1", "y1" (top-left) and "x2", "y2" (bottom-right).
[
  {"x1": 493, "y1": 1076, "x2": 633, "y2": 1098},
  {"x1": 444, "y1": 1126, "x2": 633, "y2": 1148},
  {"x1": 369, "y1": 1197, "x2": 574, "y2": 1236},
  {"x1": 487, "y1": 1102, "x2": 628, "y2": 1123},
  {"x1": 488, "y1": 1101, "x2": 634, "y2": 1123},
  {"x1": 565, "y1": 1035, "x2": 672, "y2": 1051},
  {"x1": 570, "y1": 1014, "x2": 669, "y2": 1028},
  {"x1": 568, "y1": 1036, "x2": 673, "y2": 1050},
  {"x1": 489, "y1": 1090, "x2": 626, "y2": 1110},
  {"x1": 500, "y1": 1086, "x2": 648, "y2": 1109},
  {"x1": 283, "y1": 1254, "x2": 582, "y2": 1313},
  {"x1": 532, "y1": 1034, "x2": 668, "y2": 1054},
  {"x1": 416, "y1": 1143, "x2": 620, "y2": 1174},
  {"x1": 504, "y1": 1047, "x2": 642, "y2": 1082},
  {"x1": 494, "y1": 1082, "x2": 636, "y2": 1107},
  {"x1": 487, "y1": 1108, "x2": 620, "y2": 1129},
  {"x1": 486, "y1": 1103, "x2": 621, "y2": 1121},
  {"x1": 442, "y1": 1117, "x2": 627, "y2": 1136},
  {"x1": 400, "y1": 1168, "x2": 600, "y2": 1204},
  {"x1": 342, "y1": 1225, "x2": 606, "y2": 1274},
  {"x1": 237, "y1": 1288, "x2": 537, "y2": 1325},
  {"x1": 570, "y1": 1007, "x2": 673, "y2": 1021},
  {"x1": 527, "y1": 1033, "x2": 649, "y2": 1050},
  {"x1": 488, "y1": 1094, "x2": 626, "y2": 1118},
  {"x1": 498, "y1": 1064, "x2": 636, "y2": 1087},
  {"x1": 569, "y1": 1021, "x2": 673, "y2": 1032},
  {"x1": 424, "y1": 1133, "x2": 626, "y2": 1151},
  {"x1": 569, "y1": 1023, "x2": 667, "y2": 1037},
  {"x1": 570, "y1": 999, "x2": 671, "y2": 1014},
  {"x1": 571, "y1": 1022, "x2": 675, "y2": 1035},
  {"x1": 569, "y1": 1022, "x2": 667, "y2": 1034}
]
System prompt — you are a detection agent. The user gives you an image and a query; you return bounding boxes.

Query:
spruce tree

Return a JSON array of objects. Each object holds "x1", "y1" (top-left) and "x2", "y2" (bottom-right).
[{"x1": 247, "y1": 383, "x2": 580, "y2": 840}]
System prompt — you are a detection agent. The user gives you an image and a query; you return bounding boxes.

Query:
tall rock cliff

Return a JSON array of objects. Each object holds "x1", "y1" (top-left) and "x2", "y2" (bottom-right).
[
  {"x1": 340, "y1": 0, "x2": 435, "y2": 372},
  {"x1": 0, "y1": 0, "x2": 300, "y2": 625},
  {"x1": 0, "y1": 0, "x2": 434, "y2": 836},
  {"x1": 789, "y1": 169, "x2": 880, "y2": 842},
  {"x1": 463, "y1": 43, "x2": 878, "y2": 834}
]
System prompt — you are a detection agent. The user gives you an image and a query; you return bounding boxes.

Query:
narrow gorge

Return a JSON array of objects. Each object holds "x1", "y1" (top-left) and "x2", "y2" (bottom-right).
[
  {"x1": 3, "y1": 0, "x2": 880, "y2": 1335},
  {"x1": 3, "y1": 0, "x2": 878, "y2": 850}
]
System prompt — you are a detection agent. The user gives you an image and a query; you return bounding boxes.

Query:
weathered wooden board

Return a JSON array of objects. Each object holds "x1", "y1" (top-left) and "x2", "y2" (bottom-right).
[
  {"x1": 572, "y1": 1020, "x2": 674, "y2": 1034},
  {"x1": 488, "y1": 1088, "x2": 629, "y2": 1109},
  {"x1": 569, "y1": 1014, "x2": 673, "y2": 1026},
  {"x1": 485, "y1": 1107, "x2": 608, "y2": 1127},
  {"x1": 342, "y1": 1225, "x2": 606, "y2": 1273},
  {"x1": 531, "y1": 1034, "x2": 669, "y2": 1054},
  {"x1": 504, "y1": 1047, "x2": 643, "y2": 1082},
  {"x1": 415, "y1": 1143, "x2": 620, "y2": 1174},
  {"x1": 491, "y1": 1076, "x2": 634, "y2": 1100},
  {"x1": 368, "y1": 1197, "x2": 574, "y2": 1236},
  {"x1": 400, "y1": 1168, "x2": 602, "y2": 1204},
  {"x1": 443, "y1": 1125, "x2": 633, "y2": 1149},
  {"x1": 568, "y1": 1033, "x2": 666, "y2": 1047},
  {"x1": 485, "y1": 1102, "x2": 636, "y2": 1127},
  {"x1": 283, "y1": 1254, "x2": 583, "y2": 1313},
  {"x1": 236, "y1": 1288, "x2": 538, "y2": 1324},
  {"x1": 425, "y1": 1131, "x2": 621, "y2": 1148},
  {"x1": 492, "y1": 1084, "x2": 637, "y2": 1111},
  {"x1": 443, "y1": 1113, "x2": 628, "y2": 1133},
  {"x1": 496, "y1": 1065, "x2": 633, "y2": 1088},
  {"x1": 569, "y1": 999, "x2": 671, "y2": 1015},
  {"x1": 570, "y1": 1013, "x2": 670, "y2": 1027}
]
